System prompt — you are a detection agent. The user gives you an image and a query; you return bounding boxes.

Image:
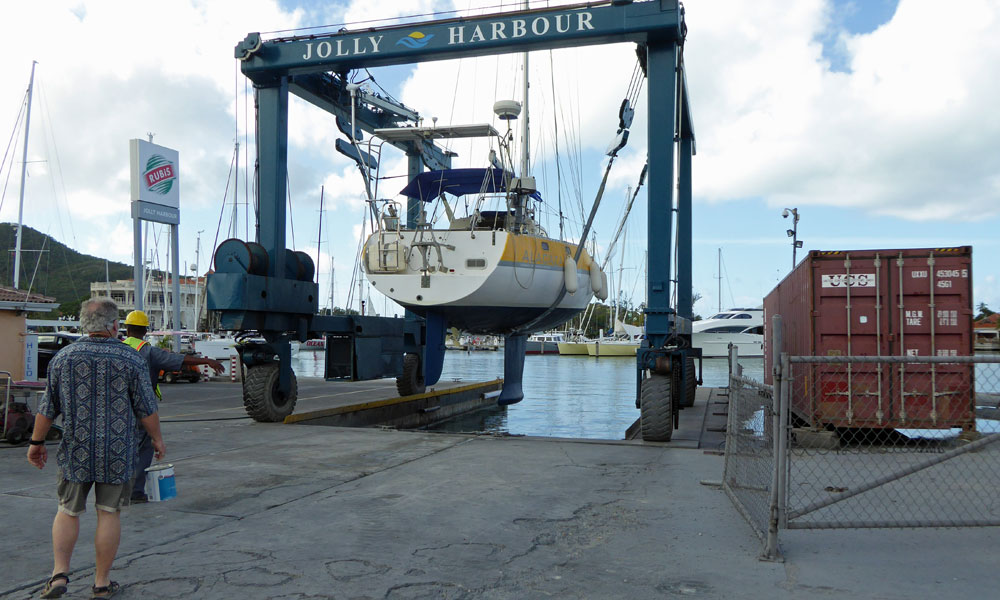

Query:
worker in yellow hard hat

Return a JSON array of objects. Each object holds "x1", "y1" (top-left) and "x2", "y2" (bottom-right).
[{"x1": 121, "y1": 309, "x2": 224, "y2": 502}]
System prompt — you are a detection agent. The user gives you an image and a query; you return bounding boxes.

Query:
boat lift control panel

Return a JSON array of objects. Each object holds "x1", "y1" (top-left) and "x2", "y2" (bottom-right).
[{"x1": 208, "y1": 0, "x2": 698, "y2": 440}]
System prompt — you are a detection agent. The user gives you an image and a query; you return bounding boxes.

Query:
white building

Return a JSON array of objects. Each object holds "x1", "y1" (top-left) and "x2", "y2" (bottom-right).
[{"x1": 90, "y1": 277, "x2": 207, "y2": 330}]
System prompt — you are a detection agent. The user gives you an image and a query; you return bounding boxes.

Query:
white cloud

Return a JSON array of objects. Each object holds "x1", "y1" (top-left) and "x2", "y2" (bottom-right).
[
  {"x1": 685, "y1": 0, "x2": 1000, "y2": 220},
  {"x1": 2, "y1": 0, "x2": 998, "y2": 313}
]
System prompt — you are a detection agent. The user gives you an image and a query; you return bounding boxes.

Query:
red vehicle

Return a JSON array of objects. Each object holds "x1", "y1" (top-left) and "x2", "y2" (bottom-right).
[
  {"x1": 159, "y1": 360, "x2": 204, "y2": 384},
  {"x1": 764, "y1": 247, "x2": 974, "y2": 431}
]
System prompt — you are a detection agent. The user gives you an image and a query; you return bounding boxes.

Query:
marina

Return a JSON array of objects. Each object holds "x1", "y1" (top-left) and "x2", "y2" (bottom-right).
[{"x1": 2, "y1": 0, "x2": 1000, "y2": 597}]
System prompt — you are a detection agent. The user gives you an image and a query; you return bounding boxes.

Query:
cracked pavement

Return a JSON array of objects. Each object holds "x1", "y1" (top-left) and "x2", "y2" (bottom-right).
[{"x1": 2, "y1": 382, "x2": 997, "y2": 599}]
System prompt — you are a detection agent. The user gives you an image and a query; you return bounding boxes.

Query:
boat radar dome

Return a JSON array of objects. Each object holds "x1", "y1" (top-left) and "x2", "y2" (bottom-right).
[{"x1": 493, "y1": 100, "x2": 521, "y2": 120}]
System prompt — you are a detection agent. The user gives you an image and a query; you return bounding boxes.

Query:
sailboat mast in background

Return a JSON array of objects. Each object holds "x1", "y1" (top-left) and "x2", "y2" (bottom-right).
[
  {"x1": 13, "y1": 61, "x2": 37, "y2": 290},
  {"x1": 717, "y1": 248, "x2": 722, "y2": 313}
]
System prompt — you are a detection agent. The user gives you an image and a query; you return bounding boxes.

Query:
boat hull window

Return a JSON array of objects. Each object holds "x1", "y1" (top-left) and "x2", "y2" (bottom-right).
[{"x1": 702, "y1": 326, "x2": 751, "y2": 334}]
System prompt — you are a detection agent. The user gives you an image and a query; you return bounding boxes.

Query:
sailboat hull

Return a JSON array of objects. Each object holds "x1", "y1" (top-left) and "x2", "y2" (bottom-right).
[
  {"x1": 365, "y1": 230, "x2": 595, "y2": 335},
  {"x1": 586, "y1": 341, "x2": 638, "y2": 357},
  {"x1": 403, "y1": 305, "x2": 582, "y2": 335},
  {"x1": 556, "y1": 341, "x2": 589, "y2": 355}
]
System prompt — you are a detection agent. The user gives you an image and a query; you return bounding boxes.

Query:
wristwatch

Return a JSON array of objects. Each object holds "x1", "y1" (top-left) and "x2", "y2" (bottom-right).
[{"x1": 29, "y1": 439, "x2": 45, "y2": 446}]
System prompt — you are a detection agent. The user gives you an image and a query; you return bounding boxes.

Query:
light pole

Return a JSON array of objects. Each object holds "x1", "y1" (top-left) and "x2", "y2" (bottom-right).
[{"x1": 782, "y1": 208, "x2": 803, "y2": 270}]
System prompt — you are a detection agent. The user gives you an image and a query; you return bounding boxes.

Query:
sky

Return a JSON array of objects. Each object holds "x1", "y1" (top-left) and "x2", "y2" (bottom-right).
[{"x1": 0, "y1": 0, "x2": 998, "y2": 320}]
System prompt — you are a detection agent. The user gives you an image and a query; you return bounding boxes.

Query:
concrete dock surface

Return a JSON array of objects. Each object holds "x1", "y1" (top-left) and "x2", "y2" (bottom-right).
[{"x1": 2, "y1": 380, "x2": 998, "y2": 599}]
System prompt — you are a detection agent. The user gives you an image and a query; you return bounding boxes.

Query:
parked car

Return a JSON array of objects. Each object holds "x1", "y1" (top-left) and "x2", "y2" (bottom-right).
[
  {"x1": 37, "y1": 333, "x2": 81, "y2": 377},
  {"x1": 158, "y1": 359, "x2": 203, "y2": 384}
]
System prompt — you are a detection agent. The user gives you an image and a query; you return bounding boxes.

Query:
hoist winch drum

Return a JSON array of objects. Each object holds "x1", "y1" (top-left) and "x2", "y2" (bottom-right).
[{"x1": 214, "y1": 239, "x2": 269, "y2": 276}]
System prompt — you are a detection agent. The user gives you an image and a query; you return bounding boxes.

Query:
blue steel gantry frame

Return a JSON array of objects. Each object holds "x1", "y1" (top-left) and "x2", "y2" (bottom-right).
[{"x1": 210, "y1": 0, "x2": 696, "y2": 417}]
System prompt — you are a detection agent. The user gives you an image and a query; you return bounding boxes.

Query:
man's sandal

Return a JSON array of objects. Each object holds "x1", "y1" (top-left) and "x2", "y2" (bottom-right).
[
  {"x1": 91, "y1": 581, "x2": 120, "y2": 599},
  {"x1": 40, "y1": 572, "x2": 69, "y2": 598}
]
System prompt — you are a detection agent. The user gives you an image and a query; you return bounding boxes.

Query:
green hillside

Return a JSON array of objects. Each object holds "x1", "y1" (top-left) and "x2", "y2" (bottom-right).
[{"x1": 0, "y1": 223, "x2": 134, "y2": 313}]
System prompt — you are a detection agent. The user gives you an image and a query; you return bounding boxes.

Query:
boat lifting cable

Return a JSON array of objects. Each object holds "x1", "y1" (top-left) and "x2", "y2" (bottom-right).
[
  {"x1": 601, "y1": 163, "x2": 647, "y2": 271},
  {"x1": 512, "y1": 107, "x2": 640, "y2": 335}
]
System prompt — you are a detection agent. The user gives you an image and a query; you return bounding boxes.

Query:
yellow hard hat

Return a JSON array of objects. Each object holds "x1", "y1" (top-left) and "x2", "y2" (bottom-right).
[{"x1": 124, "y1": 310, "x2": 150, "y2": 327}]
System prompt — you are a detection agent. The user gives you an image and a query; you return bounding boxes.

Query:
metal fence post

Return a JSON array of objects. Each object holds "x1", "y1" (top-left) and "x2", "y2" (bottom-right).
[
  {"x1": 778, "y1": 352, "x2": 791, "y2": 529},
  {"x1": 729, "y1": 343, "x2": 741, "y2": 378},
  {"x1": 762, "y1": 315, "x2": 783, "y2": 560},
  {"x1": 723, "y1": 344, "x2": 739, "y2": 487}
]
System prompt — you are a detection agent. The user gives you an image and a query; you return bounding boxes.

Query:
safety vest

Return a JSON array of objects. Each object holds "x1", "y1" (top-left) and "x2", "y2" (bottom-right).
[{"x1": 123, "y1": 337, "x2": 163, "y2": 400}]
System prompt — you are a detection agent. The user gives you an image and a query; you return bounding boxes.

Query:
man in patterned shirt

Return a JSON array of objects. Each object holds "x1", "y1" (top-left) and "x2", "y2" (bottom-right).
[{"x1": 26, "y1": 298, "x2": 164, "y2": 599}]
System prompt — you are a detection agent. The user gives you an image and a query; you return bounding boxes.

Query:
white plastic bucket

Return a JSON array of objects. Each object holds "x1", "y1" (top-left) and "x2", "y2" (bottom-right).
[{"x1": 144, "y1": 463, "x2": 177, "y2": 502}]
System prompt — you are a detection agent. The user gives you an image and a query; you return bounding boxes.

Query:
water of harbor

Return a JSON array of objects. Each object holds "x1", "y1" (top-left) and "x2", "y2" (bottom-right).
[
  {"x1": 292, "y1": 350, "x2": 1000, "y2": 440},
  {"x1": 293, "y1": 350, "x2": 763, "y2": 440}
]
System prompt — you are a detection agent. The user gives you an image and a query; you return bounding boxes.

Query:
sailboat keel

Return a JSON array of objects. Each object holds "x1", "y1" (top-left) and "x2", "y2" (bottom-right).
[
  {"x1": 423, "y1": 311, "x2": 446, "y2": 386},
  {"x1": 497, "y1": 333, "x2": 527, "y2": 406}
]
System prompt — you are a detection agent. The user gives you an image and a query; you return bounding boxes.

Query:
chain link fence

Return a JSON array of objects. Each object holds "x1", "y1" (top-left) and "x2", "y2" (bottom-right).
[
  {"x1": 783, "y1": 356, "x2": 1000, "y2": 532},
  {"x1": 722, "y1": 372, "x2": 776, "y2": 542},
  {"x1": 723, "y1": 343, "x2": 1000, "y2": 560}
]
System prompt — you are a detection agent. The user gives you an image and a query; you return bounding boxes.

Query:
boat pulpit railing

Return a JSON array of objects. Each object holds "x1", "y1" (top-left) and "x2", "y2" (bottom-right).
[
  {"x1": 378, "y1": 200, "x2": 402, "y2": 233},
  {"x1": 365, "y1": 200, "x2": 407, "y2": 274}
]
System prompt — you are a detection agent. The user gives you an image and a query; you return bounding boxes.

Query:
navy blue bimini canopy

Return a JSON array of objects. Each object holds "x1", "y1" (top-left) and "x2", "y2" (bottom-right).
[{"x1": 400, "y1": 168, "x2": 542, "y2": 203}]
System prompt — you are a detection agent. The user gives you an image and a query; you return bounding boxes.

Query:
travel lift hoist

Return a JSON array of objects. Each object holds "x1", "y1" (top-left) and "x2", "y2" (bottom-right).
[{"x1": 206, "y1": 0, "x2": 699, "y2": 441}]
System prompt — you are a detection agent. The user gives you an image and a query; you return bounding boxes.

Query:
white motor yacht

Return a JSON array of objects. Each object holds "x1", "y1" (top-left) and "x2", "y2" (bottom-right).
[{"x1": 692, "y1": 308, "x2": 764, "y2": 358}]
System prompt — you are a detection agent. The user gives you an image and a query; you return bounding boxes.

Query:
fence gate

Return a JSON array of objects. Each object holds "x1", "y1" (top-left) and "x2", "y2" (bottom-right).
[{"x1": 724, "y1": 329, "x2": 1000, "y2": 560}]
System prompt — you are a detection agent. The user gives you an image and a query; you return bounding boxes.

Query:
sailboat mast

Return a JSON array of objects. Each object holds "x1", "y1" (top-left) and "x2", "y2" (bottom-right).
[
  {"x1": 13, "y1": 61, "x2": 37, "y2": 290},
  {"x1": 330, "y1": 256, "x2": 337, "y2": 315},
  {"x1": 519, "y1": 0, "x2": 531, "y2": 178},
  {"x1": 194, "y1": 229, "x2": 203, "y2": 330},
  {"x1": 316, "y1": 185, "x2": 324, "y2": 285},
  {"x1": 717, "y1": 247, "x2": 722, "y2": 313},
  {"x1": 232, "y1": 142, "x2": 240, "y2": 238},
  {"x1": 520, "y1": 45, "x2": 529, "y2": 179},
  {"x1": 512, "y1": 0, "x2": 530, "y2": 231}
]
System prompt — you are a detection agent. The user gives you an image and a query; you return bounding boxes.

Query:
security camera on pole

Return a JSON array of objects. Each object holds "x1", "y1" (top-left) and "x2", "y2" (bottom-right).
[
  {"x1": 129, "y1": 136, "x2": 182, "y2": 351},
  {"x1": 782, "y1": 207, "x2": 802, "y2": 270}
]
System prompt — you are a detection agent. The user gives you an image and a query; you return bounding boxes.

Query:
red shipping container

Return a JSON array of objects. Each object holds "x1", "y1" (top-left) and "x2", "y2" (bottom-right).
[{"x1": 764, "y1": 247, "x2": 974, "y2": 430}]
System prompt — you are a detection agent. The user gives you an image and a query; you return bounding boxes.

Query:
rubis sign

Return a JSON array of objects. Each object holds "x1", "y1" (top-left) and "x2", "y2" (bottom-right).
[
  {"x1": 130, "y1": 139, "x2": 180, "y2": 209},
  {"x1": 144, "y1": 155, "x2": 176, "y2": 194}
]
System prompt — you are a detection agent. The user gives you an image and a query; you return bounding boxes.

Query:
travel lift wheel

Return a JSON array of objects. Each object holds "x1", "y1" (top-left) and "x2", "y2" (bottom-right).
[
  {"x1": 640, "y1": 373, "x2": 674, "y2": 442},
  {"x1": 396, "y1": 353, "x2": 426, "y2": 397},
  {"x1": 680, "y1": 356, "x2": 697, "y2": 409},
  {"x1": 243, "y1": 362, "x2": 298, "y2": 422}
]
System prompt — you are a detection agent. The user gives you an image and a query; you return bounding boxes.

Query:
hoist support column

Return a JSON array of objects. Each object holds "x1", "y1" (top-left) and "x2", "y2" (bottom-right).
[
  {"x1": 406, "y1": 152, "x2": 423, "y2": 229},
  {"x1": 644, "y1": 41, "x2": 678, "y2": 349},
  {"x1": 677, "y1": 136, "x2": 693, "y2": 321},
  {"x1": 257, "y1": 80, "x2": 289, "y2": 277}
]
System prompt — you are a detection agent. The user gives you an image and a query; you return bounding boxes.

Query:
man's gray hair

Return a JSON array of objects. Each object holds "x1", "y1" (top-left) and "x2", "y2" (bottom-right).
[{"x1": 80, "y1": 298, "x2": 119, "y2": 334}]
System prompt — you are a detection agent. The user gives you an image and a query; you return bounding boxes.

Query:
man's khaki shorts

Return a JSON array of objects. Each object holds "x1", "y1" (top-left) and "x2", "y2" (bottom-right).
[{"x1": 57, "y1": 474, "x2": 133, "y2": 516}]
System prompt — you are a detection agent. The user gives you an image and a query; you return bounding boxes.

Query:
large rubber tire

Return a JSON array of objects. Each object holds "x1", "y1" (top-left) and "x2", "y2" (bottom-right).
[
  {"x1": 243, "y1": 363, "x2": 298, "y2": 422},
  {"x1": 164, "y1": 372, "x2": 176, "y2": 384},
  {"x1": 679, "y1": 356, "x2": 697, "y2": 408},
  {"x1": 396, "y1": 353, "x2": 426, "y2": 397},
  {"x1": 640, "y1": 373, "x2": 673, "y2": 442}
]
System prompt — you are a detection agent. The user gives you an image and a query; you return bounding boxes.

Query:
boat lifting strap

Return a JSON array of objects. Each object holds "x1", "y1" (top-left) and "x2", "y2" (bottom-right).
[
  {"x1": 513, "y1": 86, "x2": 649, "y2": 336},
  {"x1": 513, "y1": 149, "x2": 617, "y2": 335}
]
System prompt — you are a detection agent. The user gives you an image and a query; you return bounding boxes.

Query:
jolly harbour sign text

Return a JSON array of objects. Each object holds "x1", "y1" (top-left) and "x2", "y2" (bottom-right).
[{"x1": 300, "y1": 11, "x2": 596, "y2": 60}]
